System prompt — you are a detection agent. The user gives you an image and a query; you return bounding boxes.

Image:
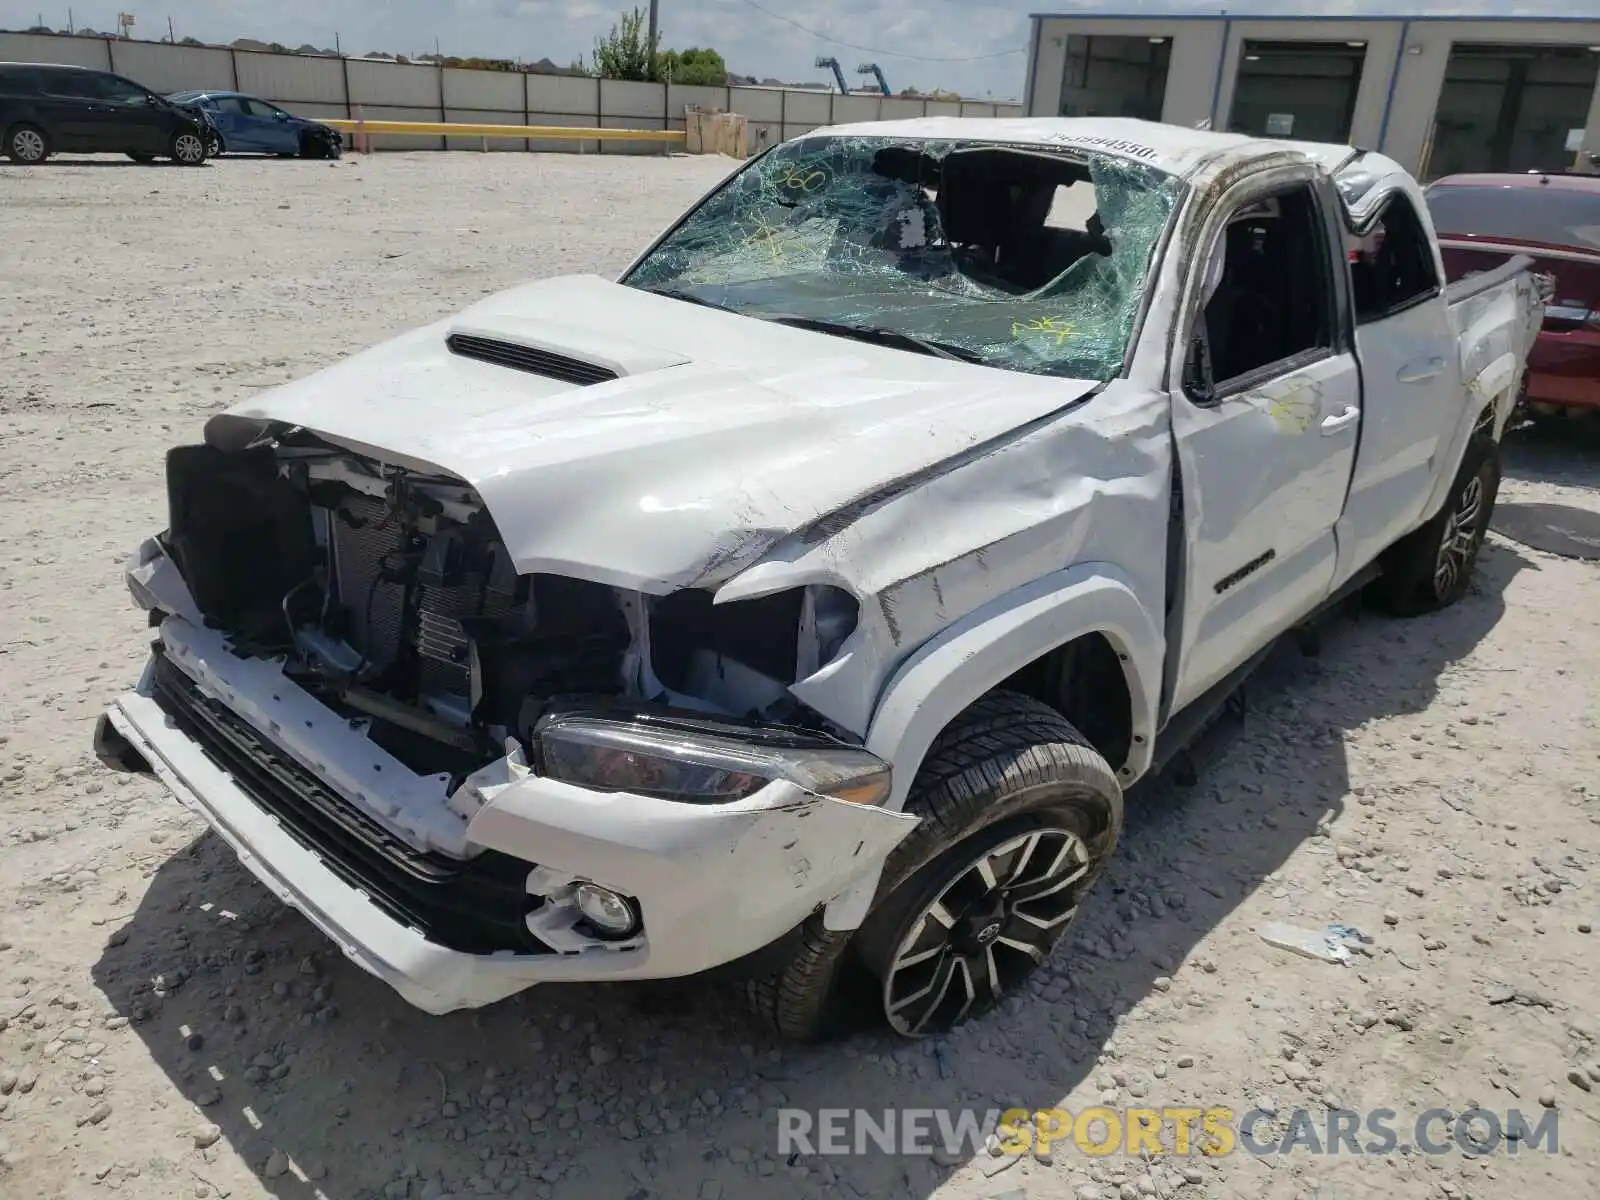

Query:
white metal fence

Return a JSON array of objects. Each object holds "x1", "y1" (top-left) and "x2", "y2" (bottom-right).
[{"x1": 0, "y1": 31, "x2": 1024, "y2": 154}]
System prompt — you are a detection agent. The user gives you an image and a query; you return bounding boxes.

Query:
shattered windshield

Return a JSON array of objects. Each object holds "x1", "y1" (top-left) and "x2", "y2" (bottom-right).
[{"x1": 623, "y1": 134, "x2": 1183, "y2": 380}]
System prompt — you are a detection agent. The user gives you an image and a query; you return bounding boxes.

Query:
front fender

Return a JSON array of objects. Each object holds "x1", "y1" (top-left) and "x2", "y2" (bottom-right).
[{"x1": 821, "y1": 562, "x2": 1164, "y2": 930}]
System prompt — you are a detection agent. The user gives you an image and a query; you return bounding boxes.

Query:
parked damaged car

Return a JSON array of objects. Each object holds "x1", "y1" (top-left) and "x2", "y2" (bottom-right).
[
  {"x1": 166, "y1": 89, "x2": 343, "y2": 159},
  {"x1": 97, "y1": 118, "x2": 1546, "y2": 1039}
]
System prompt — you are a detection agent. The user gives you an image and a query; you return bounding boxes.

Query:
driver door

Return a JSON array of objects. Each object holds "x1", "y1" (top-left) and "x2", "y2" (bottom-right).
[
  {"x1": 86, "y1": 73, "x2": 168, "y2": 155},
  {"x1": 1168, "y1": 170, "x2": 1362, "y2": 712},
  {"x1": 235, "y1": 97, "x2": 296, "y2": 153}
]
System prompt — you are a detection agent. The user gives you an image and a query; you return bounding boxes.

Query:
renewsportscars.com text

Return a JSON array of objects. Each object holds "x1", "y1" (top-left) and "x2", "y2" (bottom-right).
[{"x1": 776, "y1": 1105, "x2": 1560, "y2": 1159}]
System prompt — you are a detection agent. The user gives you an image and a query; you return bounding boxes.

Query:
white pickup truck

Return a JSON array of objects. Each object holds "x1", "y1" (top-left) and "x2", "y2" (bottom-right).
[{"x1": 96, "y1": 118, "x2": 1545, "y2": 1041}]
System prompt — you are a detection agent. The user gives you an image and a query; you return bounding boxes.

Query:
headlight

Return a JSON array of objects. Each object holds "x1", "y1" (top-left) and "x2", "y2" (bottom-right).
[{"x1": 532, "y1": 707, "x2": 891, "y2": 806}]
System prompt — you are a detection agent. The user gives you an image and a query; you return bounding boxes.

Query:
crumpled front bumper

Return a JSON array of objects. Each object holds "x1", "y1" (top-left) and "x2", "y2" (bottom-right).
[{"x1": 103, "y1": 624, "x2": 917, "y2": 1014}]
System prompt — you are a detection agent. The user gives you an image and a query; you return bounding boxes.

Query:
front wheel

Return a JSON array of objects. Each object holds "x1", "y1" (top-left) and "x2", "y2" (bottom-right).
[
  {"x1": 1369, "y1": 433, "x2": 1501, "y2": 615},
  {"x1": 747, "y1": 691, "x2": 1122, "y2": 1040},
  {"x1": 5, "y1": 123, "x2": 50, "y2": 164},
  {"x1": 204, "y1": 130, "x2": 224, "y2": 159},
  {"x1": 168, "y1": 130, "x2": 207, "y2": 165}
]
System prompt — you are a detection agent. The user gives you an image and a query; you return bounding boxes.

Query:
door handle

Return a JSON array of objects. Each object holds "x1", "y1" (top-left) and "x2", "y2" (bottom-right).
[
  {"x1": 1397, "y1": 357, "x2": 1446, "y2": 383},
  {"x1": 1320, "y1": 405, "x2": 1360, "y2": 435}
]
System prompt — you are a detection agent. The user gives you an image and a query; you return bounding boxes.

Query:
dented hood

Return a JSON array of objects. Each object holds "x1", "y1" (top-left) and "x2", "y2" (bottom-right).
[{"x1": 211, "y1": 275, "x2": 1100, "y2": 593}]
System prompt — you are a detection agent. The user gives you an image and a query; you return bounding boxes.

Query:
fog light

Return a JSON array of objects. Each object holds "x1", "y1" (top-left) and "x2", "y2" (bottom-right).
[{"x1": 573, "y1": 883, "x2": 639, "y2": 938}]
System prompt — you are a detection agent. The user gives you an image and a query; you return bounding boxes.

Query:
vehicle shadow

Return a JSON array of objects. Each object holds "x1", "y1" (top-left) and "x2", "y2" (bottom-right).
[
  {"x1": 3, "y1": 159, "x2": 213, "y2": 169},
  {"x1": 1502, "y1": 418, "x2": 1600, "y2": 492},
  {"x1": 90, "y1": 541, "x2": 1531, "y2": 1200}
]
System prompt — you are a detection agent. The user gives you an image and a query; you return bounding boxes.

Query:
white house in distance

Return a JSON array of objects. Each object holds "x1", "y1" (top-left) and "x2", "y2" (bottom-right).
[{"x1": 1023, "y1": 6, "x2": 1600, "y2": 178}]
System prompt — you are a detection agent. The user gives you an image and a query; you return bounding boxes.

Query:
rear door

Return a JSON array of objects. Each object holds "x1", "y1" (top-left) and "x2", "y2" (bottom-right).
[
  {"x1": 1331, "y1": 183, "x2": 1463, "y2": 583},
  {"x1": 1168, "y1": 166, "x2": 1361, "y2": 712},
  {"x1": 206, "y1": 96, "x2": 252, "y2": 149},
  {"x1": 34, "y1": 67, "x2": 100, "y2": 149}
]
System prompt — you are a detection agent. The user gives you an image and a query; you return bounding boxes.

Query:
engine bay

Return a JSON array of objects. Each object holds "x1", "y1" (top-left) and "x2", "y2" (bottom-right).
[{"x1": 158, "y1": 434, "x2": 860, "y2": 784}]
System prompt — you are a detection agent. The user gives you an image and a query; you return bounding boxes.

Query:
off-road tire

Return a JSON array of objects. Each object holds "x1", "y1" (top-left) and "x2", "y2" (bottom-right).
[
  {"x1": 745, "y1": 690, "x2": 1123, "y2": 1041},
  {"x1": 1369, "y1": 433, "x2": 1501, "y2": 616},
  {"x1": 5, "y1": 122, "x2": 50, "y2": 164}
]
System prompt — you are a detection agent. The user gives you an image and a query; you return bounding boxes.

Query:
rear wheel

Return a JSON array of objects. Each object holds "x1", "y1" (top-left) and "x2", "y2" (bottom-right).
[
  {"x1": 5, "y1": 123, "x2": 50, "y2": 164},
  {"x1": 746, "y1": 691, "x2": 1122, "y2": 1040},
  {"x1": 204, "y1": 130, "x2": 224, "y2": 159},
  {"x1": 1369, "y1": 433, "x2": 1500, "y2": 615},
  {"x1": 168, "y1": 130, "x2": 207, "y2": 165}
]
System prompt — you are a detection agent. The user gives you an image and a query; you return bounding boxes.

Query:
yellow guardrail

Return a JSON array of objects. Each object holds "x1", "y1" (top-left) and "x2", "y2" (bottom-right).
[{"x1": 321, "y1": 117, "x2": 686, "y2": 149}]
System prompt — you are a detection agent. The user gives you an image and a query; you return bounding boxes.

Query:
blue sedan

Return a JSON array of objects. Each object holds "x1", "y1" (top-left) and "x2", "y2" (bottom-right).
[{"x1": 165, "y1": 90, "x2": 343, "y2": 159}]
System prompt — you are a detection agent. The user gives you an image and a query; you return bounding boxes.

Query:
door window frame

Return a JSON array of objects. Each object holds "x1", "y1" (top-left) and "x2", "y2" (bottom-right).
[
  {"x1": 39, "y1": 68, "x2": 100, "y2": 100},
  {"x1": 93, "y1": 72, "x2": 157, "y2": 107},
  {"x1": 1344, "y1": 188, "x2": 1444, "y2": 325},
  {"x1": 1170, "y1": 164, "x2": 1355, "y2": 407}
]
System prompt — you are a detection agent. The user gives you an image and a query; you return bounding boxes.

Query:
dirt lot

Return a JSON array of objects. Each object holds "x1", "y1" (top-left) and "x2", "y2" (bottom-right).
[{"x1": 1, "y1": 151, "x2": 1598, "y2": 1200}]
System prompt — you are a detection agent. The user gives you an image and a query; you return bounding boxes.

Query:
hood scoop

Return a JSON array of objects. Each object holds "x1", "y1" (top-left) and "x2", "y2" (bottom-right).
[{"x1": 445, "y1": 333, "x2": 620, "y2": 387}]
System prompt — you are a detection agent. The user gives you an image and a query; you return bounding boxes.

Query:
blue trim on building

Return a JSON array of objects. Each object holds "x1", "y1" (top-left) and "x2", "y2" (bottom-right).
[
  {"x1": 1208, "y1": 16, "x2": 1232, "y2": 130},
  {"x1": 1375, "y1": 19, "x2": 1412, "y2": 151},
  {"x1": 1030, "y1": 11, "x2": 1600, "y2": 23},
  {"x1": 1025, "y1": 18, "x2": 1045, "y2": 116}
]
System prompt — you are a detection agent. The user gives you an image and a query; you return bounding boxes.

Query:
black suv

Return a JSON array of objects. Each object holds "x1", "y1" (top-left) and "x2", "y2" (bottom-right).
[{"x1": 1, "y1": 62, "x2": 212, "y2": 165}]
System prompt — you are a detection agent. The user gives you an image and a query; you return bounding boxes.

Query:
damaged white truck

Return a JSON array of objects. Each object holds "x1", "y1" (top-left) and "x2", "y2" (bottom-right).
[{"x1": 96, "y1": 118, "x2": 1545, "y2": 1040}]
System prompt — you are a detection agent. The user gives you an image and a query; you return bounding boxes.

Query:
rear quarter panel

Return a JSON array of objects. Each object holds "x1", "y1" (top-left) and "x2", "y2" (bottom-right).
[{"x1": 1440, "y1": 242, "x2": 1600, "y2": 410}]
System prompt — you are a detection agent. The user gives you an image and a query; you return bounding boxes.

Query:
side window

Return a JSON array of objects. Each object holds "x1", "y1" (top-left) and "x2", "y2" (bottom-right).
[
  {"x1": 1189, "y1": 183, "x2": 1334, "y2": 393},
  {"x1": 211, "y1": 97, "x2": 247, "y2": 115},
  {"x1": 0, "y1": 68, "x2": 42, "y2": 96},
  {"x1": 40, "y1": 69, "x2": 98, "y2": 99},
  {"x1": 91, "y1": 74, "x2": 152, "y2": 106},
  {"x1": 1346, "y1": 194, "x2": 1439, "y2": 321}
]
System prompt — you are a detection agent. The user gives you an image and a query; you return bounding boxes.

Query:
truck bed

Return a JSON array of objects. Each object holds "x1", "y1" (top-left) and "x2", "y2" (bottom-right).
[{"x1": 1445, "y1": 252, "x2": 1550, "y2": 438}]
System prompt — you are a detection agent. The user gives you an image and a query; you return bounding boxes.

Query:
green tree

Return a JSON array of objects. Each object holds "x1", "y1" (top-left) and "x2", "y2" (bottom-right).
[
  {"x1": 590, "y1": 7, "x2": 662, "y2": 82},
  {"x1": 663, "y1": 46, "x2": 727, "y2": 87}
]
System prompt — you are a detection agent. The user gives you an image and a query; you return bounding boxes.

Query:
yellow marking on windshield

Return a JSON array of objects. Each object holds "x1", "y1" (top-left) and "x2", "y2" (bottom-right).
[
  {"x1": 745, "y1": 208, "x2": 795, "y2": 267},
  {"x1": 774, "y1": 162, "x2": 829, "y2": 194},
  {"x1": 1011, "y1": 316, "x2": 1076, "y2": 346}
]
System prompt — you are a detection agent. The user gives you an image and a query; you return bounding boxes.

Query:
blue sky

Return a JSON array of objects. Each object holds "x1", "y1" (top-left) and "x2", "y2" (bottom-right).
[{"x1": 3, "y1": 1, "x2": 1597, "y2": 101}]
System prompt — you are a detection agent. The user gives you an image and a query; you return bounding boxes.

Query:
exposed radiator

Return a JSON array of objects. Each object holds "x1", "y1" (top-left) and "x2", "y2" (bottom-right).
[
  {"x1": 328, "y1": 495, "x2": 407, "y2": 668},
  {"x1": 326, "y1": 493, "x2": 528, "y2": 699},
  {"x1": 414, "y1": 573, "x2": 520, "y2": 697}
]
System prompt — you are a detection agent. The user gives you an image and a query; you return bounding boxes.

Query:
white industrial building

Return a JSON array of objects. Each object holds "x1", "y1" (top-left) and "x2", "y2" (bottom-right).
[{"x1": 1024, "y1": 9, "x2": 1600, "y2": 178}]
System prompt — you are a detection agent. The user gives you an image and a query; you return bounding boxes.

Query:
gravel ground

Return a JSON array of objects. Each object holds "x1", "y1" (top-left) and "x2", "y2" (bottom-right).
[{"x1": 1, "y1": 151, "x2": 1598, "y2": 1200}]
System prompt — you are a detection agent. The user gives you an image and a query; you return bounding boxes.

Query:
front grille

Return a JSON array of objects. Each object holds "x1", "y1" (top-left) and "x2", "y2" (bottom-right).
[
  {"x1": 149, "y1": 649, "x2": 550, "y2": 955},
  {"x1": 446, "y1": 333, "x2": 619, "y2": 386}
]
